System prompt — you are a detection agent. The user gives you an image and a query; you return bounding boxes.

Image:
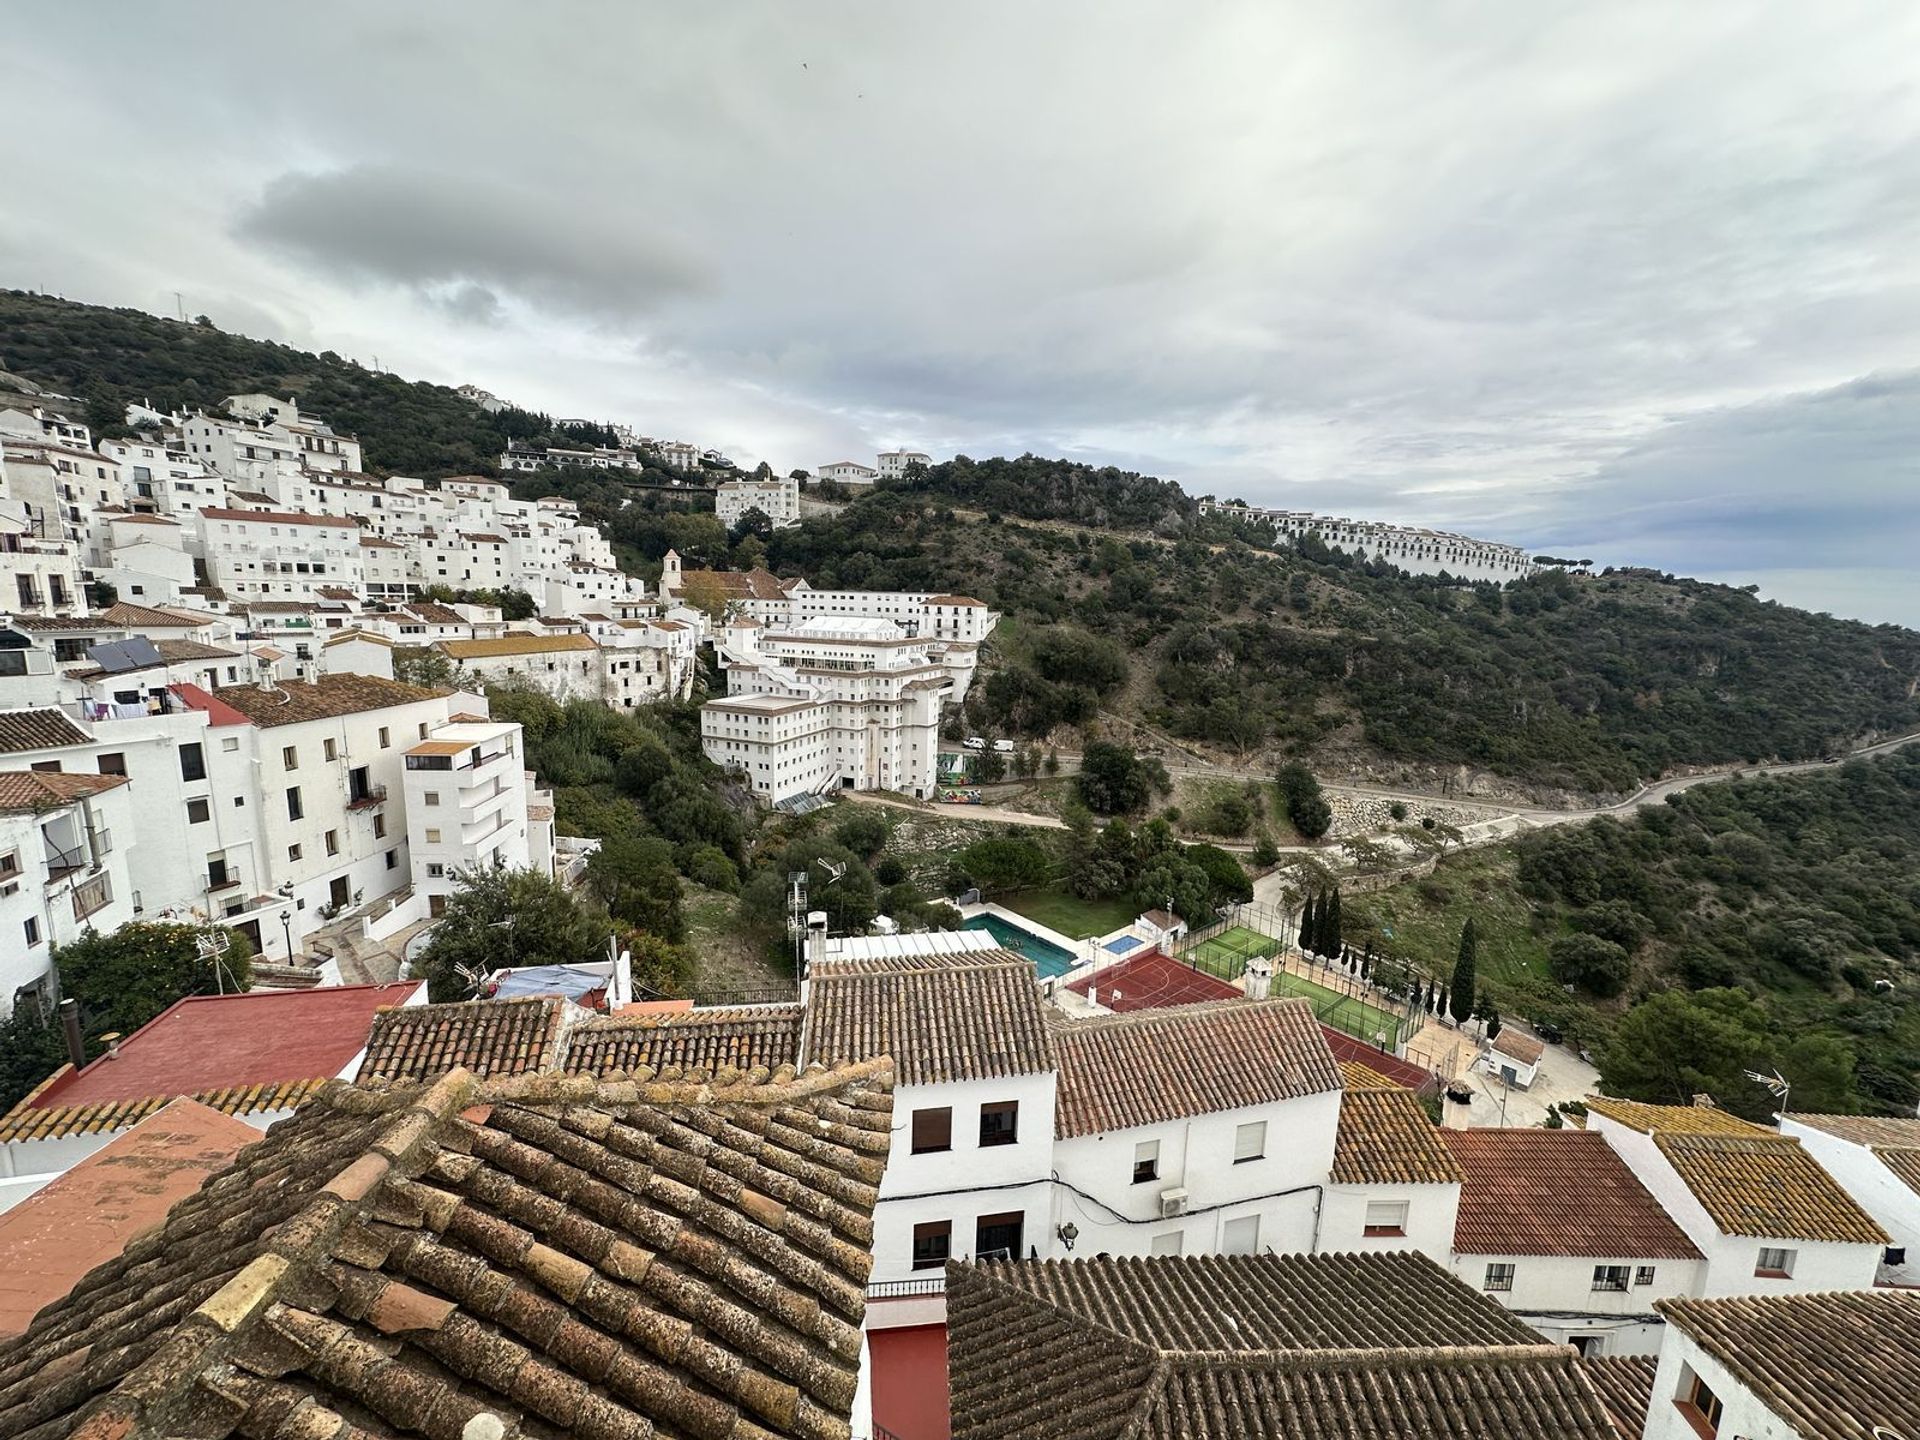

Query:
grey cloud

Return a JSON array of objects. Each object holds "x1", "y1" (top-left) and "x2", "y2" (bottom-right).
[{"x1": 235, "y1": 165, "x2": 709, "y2": 321}]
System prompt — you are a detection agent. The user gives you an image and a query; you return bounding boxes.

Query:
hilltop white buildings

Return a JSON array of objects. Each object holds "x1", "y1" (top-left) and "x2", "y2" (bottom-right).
[
  {"x1": 1200, "y1": 499, "x2": 1534, "y2": 583},
  {"x1": 714, "y1": 470, "x2": 800, "y2": 530}
]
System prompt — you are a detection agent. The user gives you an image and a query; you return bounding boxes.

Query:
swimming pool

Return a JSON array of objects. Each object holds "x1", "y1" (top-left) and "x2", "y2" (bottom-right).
[
  {"x1": 1103, "y1": 934, "x2": 1145, "y2": 955},
  {"x1": 963, "y1": 913, "x2": 1080, "y2": 980}
]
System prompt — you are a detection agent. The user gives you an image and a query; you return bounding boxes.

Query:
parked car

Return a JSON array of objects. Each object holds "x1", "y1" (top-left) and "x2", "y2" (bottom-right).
[
  {"x1": 992, "y1": 739, "x2": 1015, "y2": 754},
  {"x1": 1534, "y1": 1021, "x2": 1565, "y2": 1045},
  {"x1": 963, "y1": 736, "x2": 986, "y2": 750}
]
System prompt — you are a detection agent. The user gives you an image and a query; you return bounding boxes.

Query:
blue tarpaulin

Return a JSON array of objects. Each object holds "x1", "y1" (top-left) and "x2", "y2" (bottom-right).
[{"x1": 491, "y1": 964, "x2": 606, "y2": 1001}]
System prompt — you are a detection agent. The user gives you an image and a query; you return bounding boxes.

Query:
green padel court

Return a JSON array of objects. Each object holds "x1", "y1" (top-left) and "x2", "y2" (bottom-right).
[{"x1": 1184, "y1": 924, "x2": 1405, "y2": 1047}]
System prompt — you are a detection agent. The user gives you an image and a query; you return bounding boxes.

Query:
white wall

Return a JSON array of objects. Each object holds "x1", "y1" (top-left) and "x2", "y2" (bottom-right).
[
  {"x1": 872, "y1": 1072, "x2": 1057, "y2": 1284},
  {"x1": 1448, "y1": 1251, "x2": 1707, "y2": 1356},
  {"x1": 1644, "y1": 1328, "x2": 1798, "y2": 1440},
  {"x1": 1319, "y1": 1179, "x2": 1460, "y2": 1261},
  {"x1": 1783, "y1": 1119, "x2": 1920, "y2": 1286}
]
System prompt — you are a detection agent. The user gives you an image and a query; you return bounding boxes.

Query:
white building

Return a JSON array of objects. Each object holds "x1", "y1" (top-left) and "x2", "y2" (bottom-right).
[
  {"x1": 714, "y1": 471, "x2": 800, "y2": 530},
  {"x1": 0, "y1": 770, "x2": 136, "y2": 1013},
  {"x1": 1480, "y1": 1028, "x2": 1546, "y2": 1089},
  {"x1": 98, "y1": 436, "x2": 228, "y2": 517},
  {"x1": 400, "y1": 719, "x2": 533, "y2": 916},
  {"x1": 815, "y1": 460, "x2": 878, "y2": 488},
  {"x1": 1441, "y1": 1126, "x2": 1707, "y2": 1356},
  {"x1": 1586, "y1": 1096, "x2": 1888, "y2": 1298},
  {"x1": 197, "y1": 507, "x2": 365, "y2": 602},
  {"x1": 875, "y1": 450, "x2": 931, "y2": 480},
  {"x1": 1780, "y1": 1112, "x2": 1920, "y2": 1287},
  {"x1": 1645, "y1": 1288, "x2": 1919, "y2": 1440},
  {"x1": 0, "y1": 513, "x2": 85, "y2": 616},
  {"x1": 704, "y1": 615, "x2": 951, "y2": 801},
  {"x1": 1199, "y1": 500, "x2": 1535, "y2": 583},
  {"x1": 1318, "y1": 1079, "x2": 1463, "y2": 1261},
  {"x1": 435, "y1": 633, "x2": 602, "y2": 701}
]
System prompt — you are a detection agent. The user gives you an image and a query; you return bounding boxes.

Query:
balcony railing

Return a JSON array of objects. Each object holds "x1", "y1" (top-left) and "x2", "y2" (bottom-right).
[
  {"x1": 44, "y1": 843, "x2": 87, "y2": 881},
  {"x1": 346, "y1": 784, "x2": 388, "y2": 811},
  {"x1": 866, "y1": 1277, "x2": 946, "y2": 1301}
]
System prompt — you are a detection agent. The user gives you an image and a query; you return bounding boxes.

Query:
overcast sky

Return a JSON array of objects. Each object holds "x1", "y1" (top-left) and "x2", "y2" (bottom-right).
[{"x1": 7, "y1": 3, "x2": 1920, "y2": 621}]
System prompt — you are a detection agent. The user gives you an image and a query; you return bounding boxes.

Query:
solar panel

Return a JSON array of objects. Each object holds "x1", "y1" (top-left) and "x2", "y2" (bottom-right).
[{"x1": 85, "y1": 637, "x2": 164, "y2": 673}]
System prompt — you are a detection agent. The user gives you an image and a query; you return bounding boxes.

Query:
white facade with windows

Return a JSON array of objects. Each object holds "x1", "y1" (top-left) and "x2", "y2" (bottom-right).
[
  {"x1": 875, "y1": 450, "x2": 932, "y2": 479},
  {"x1": 401, "y1": 721, "x2": 532, "y2": 915},
  {"x1": 815, "y1": 461, "x2": 878, "y2": 487},
  {"x1": 0, "y1": 776, "x2": 136, "y2": 1013},
  {"x1": 1198, "y1": 500, "x2": 1535, "y2": 583},
  {"x1": 197, "y1": 508, "x2": 365, "y2": 601},
  {"x1": 715, "y1": 473, "x2": 800, "y2": 530}
]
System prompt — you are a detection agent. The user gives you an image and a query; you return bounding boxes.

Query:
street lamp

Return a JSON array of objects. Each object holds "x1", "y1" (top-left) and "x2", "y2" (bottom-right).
[{"x1": 280, "y1": 910, "x2": 293, "y2": 961}]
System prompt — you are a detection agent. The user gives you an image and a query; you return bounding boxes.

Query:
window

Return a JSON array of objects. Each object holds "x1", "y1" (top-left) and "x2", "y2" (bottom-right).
[
  {"x1": 96, "y1": 753, "x2": 126, "y2": 776},
  {"x1": 325, "y1": 830, "x2": 339, "y2": 856},
  {"x1": 911, "y1": 1221, "x2": 950, "y2": 1271},
  {"x1": 378, "y1": 727, "x2": 391, "y2": 748},
  {"x1": 910, "y1": 1107, "x2": 952, "y2": 1154},
  {"x1": 975, "y1": 1211, "x2": 1024, "y2": 1261},
  {"x1": 1755, "y1": 1247, "x2": 1796, "y2": 1278},
  {"x1": 1679, "y1": 1370, "x2": 1724, "y2": 1436},
  {"x1": 286, "y1": 787, "x2": 303, "y2": 821},
  {"x1": 419, "y1": 722, "x2": 430, "y2": 739},
  {"x1": 1234, "y1": 1120, "x2": 1266, "y2": 1164},
  {"x1": 1133, "y1": 1139, "x2": 1160, "y2": 1184},
  {"x1": 282, "y1": 745, "x2": 298, "y2": 770},
  {"x1": 1635, "y1": 1265, "x2": 1657, "y2": 1287},
  {"x1": 324, "y1": 738, "x2": 338, "y2": 761},
  {"x1": 1150, "y1": 1231, "x2": 1184, "y2": 1256},
  {"x1": 221, "y1": 736, "x2": 240, "y2": 753},
  {"x1": 386, "y1": 850, "x2": 398, "y2": 870},
  {"x1": 1223, "y1": 1215, "x2": 1260, "y2": 1256},
  {"x1": 179, "y1": 743, "x2": 206, "y2": 781},
  {"x1": 186, "y1": 798, "x2": 211, "y2": 824},
  {"x1": 979, "y1": 1100, "x2": 1019, "y2": 1147},
  {"x1": 1591, "y1": 1265, "x2": 1630, "y2": 1293},
  {"x1": 426, "y1": 863, "x2": 446, "y2": 878},
  {"x1": 288, "y1": 844, "x2": 303, "y2": 862},
  {"x1": 1483, "y1": 1263, "x2": 1515, "y2": 1292},
  {"x1": 425, "y1": 828, "x2": 441, "y2": 844},
  {"x1": 1363, "y1": 1201, "x2": 1408, "y2": 1237},
  {"x1": 373, "y1": 814, "x2": 386, "y2": 839},
  {"x1": 424, "y1": 791, "x2": 440, "y2": 807},
  {"x1": 1888, "y1": 1247, "x2": 1909, "y2": 1268},
  {"x1": 23, "y1": 917, "x2": 41, "y2": 948}
]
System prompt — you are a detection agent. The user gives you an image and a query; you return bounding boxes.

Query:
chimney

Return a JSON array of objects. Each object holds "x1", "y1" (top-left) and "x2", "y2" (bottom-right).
[
  {"x1": 59, "y1": 997, "x2": 84, "y2": 1068},
  {"x1": 1244, "y1": 956, "x2": 1274, "y2": 1001}
]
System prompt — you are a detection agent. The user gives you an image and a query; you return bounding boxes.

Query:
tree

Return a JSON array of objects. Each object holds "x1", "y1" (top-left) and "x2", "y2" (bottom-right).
[
  {"x1": 958, "y1": 837, "x2": 1054, "y2": 894},
  {"x1": 1188, "y1": 844, "x2": 1252, "y2": 906},
  {"x1": 1276, "y1": 762, "x2": 1333, "y2": 841},
  {"x1": 1077, "y1": 741, "x2": 1161, "y2": 815},
  {"x1": 86, "y1": 579, "x2": 117, "y2": 609},
  {"x1": 974, "y1": 747, "x2": 1008, "y2": 784},
  {"x1": 830, "y1": 808, "x2": 889, "y2": 860},
  {"x1": 1599, "y1": 988, "x2": 1776, "y2": 1115},
  {"x1": 618, "y1": 926, "x2": 698, "y2": 1000},
  {"x1": 1449, "y1": 918, "x2": 1478, "y2": 1023},
  {"x1": 678, "y1": 569, "x2": 732, "y2": 621},
  {"x1": 1324, "y1": 888, "x2": 1343, "y2": 956},
  {"x1": 1548, "y1": 933, "x2": 1631, "y2": 997},
  {"x1": 394, "y1": 645, "x2": 464, "y2": 688},
  {"x1": 54, "y1": 921, "x2": 255, "y2": 1039},
  {"x1": 585, "y1": 836, "x2": 686, "y2": 943},
  {"x1": 414, "y1": 867, "x2": 613, "y2": 1001},
  {"x1": 1252, "y1": 833, "x2": 1280, "y2": 867},
  {"x1": 1300, "y1": 893, "x2": 1320, "y2": 956}
]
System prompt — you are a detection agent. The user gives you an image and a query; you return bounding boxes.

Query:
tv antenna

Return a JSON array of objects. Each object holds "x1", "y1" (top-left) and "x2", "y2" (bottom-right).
[{"x1": 1744, "y1": 1068, "x2": 1791, "y2": 1123}]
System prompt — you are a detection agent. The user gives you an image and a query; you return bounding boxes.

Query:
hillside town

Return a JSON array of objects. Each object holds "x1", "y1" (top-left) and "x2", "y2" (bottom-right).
[{"x1": 0, "y1": 390, "x2": 1912, "y2": 1440}]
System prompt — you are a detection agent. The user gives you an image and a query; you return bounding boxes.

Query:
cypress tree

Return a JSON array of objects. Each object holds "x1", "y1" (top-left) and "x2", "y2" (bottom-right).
[
  {"x1": 1325, "y1": 888, "x2": 1343, "y2": 959},
  {"x1": 1449, "y1": 918, "x2": 1478, "y2": 1023},
  {"x1": 1299, "y1": 893, "x2": 1318, "y2": 955}
]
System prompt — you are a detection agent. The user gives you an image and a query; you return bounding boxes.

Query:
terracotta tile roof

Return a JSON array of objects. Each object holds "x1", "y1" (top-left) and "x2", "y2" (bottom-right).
[
  {"x1": 1, "y1": 706, "x2": 113, "y2": 758},
  {"x1": 1875, "y1": 1145, "x2": 1920, "y2": 1196},
  {"x1": 1579, "y1": 1355, "x2": 1656, "y2": 1440},
  {"x1": 802, "y1": 950, "x2": 1054, "y2": 1086},
  {"x1": 439, "y1": 633, "x2": 599, "y2": 658},
  {"x1": 0, "y1": 1061, "x2": 896, "y2": 1440},
  {"x1": 946, "y1": 1251, "x2": 1617, "y2": 1440},
  {"x1": 0, "y1": 615, "x2": 113, "y2": 632},
  {"x1": 1332, "y1": 1088, "x2": 1463, "y2": 1184},
  {"x1": 0, "y1": 1079, "x2": 327, "y2": 1143},
  {"x1": 1051, "y1": 999, "x2": 1340, "y2": 1139},
  {"x1": 677, "y1": 565, "x2": 788, "y2": 600},
  {"x1": 1491, "y1": 1028, "x2": 1545, "y2": 1065},
  {"x1": 359, "y1": 534, "x2": 403, "y2": 547},
  {"x1": 356, "y1": 998, "x2": 574, "y2": 1084},
  {"x1": 1339, "y1": 1058, "x2": 1405, "y2": 1090},
  {"x1": 0, "y1": 1100, "x2": 259, "y2": 1338},
  {"x1": 1656, "y1": 1288, "x2": 1920, "y2": 1440},
  {"x1": 206, "y1": 674, "x2": 447, "y2": 727},
  {"x1": 1655, "y1": 1133, "x2": 1889, "y2": 1243},
  {"x1": 320, "y1": 626, "x2": 392, "y2": 647},
  {"x1": 1440, "y1": 1129, "x2": 1702, "y2": 1259},
  {"x1": 923, "y1": 594, "x2": 986, "y2": 606},
  {"x1": 1791, "y1": 1112, "x2": 1920, "y2": 1147},
  {"x1": 404, "y1": 601, "x2": 466, "y2": 624},
  {"x1": 0, "y1": 770, "x2": 128, "y2": 813},
  {"x1": 1583, "y1": 1095, "x2": 1774, "y2": 1137},
  {"x1": 566, "y1": 1005, "x2": 805, "y2": 1077},
  {"x1": 100, "y1": 600, "x2": 208, "y2": 628},
  {"x1": 199, "y1": 505, "x2": 359, "y2": 528}
]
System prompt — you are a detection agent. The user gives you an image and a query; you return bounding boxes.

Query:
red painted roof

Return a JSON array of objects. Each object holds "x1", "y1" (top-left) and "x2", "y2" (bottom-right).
[
  {"x1": 0, "y1": 1099, "x2": 259, "y2": 1337},
  {"x1": 170, "y1": 682, "x2": 252, "y2": 728},
  {"x1": 1063, "y1": 949, "x2": 1241, "y2": 1010},
  {"x1": 33, "y1": 982, "x2": 423, "y2": 1107}
]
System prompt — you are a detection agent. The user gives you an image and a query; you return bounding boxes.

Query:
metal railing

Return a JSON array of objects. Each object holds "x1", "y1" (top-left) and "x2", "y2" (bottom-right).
[
  {"x1": 866, "y1": 1277, "x2": 946, "y2": 1300},
  {"x1": 346, "y1": 784, "x2": 387, "y2": 810}
]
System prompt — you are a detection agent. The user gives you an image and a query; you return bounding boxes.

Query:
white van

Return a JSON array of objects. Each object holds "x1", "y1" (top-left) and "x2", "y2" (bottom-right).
[{"x1": 993, "y1": 739, "x2": 1015, "y2": 754}]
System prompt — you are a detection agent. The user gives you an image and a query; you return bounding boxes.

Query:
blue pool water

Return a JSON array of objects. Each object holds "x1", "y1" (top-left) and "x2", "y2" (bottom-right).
[
  {"x1": 1103, "y1": 934, "x2": 1145, "y2": 955},
  {"x1": 963, "y1": 913, "x2": 1080, "y2": 979}
]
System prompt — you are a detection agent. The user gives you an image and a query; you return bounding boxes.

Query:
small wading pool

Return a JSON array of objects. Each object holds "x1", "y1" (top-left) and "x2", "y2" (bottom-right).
[
  {"x1": 1103, "y1": 934, "x2": 1145, "y2": 955},
  {"x1": 963, "y1": 913, "x2": 1080, "y2": 979}
]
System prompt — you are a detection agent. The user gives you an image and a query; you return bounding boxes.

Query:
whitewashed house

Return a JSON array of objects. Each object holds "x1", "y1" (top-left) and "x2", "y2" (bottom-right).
[
  {"x1": 1781, "y1": 1112, "x2": 1920, "y2": 1286},
  {"x1": 0, "y1": 770, "x2": 135, "y2": 1012},
  {"x1": 400, "y1": 719, "x2": 534, "y2": 916},
  {"x1": 1442, "y1": 1127, "x2": 1707, "y2": 1355},
  {"x1": 1586, "y1": 1096, "x2": 1888, "y2": 1297},
  {"x1": 1319, "y1": 1072, "x2": 1463, "y2": 1259}
]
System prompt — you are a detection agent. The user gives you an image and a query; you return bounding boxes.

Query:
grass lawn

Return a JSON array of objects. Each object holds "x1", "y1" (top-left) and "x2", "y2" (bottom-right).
[
  {"x1": 1270, "y1": 970, "x2": 1403, "y2": 1045},
  {"x1": 1004, "y1": 889, "x2": 1139, "y2": 938},
  {"x1": 1344, "y1": 847, "x2": 1557, "y2": 1001}
]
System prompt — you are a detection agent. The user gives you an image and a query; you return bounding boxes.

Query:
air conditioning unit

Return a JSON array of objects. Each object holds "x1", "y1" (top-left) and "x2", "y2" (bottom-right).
[{"x1": 1159, "y1": 1187, "x2": 1189, "y2": 1218}]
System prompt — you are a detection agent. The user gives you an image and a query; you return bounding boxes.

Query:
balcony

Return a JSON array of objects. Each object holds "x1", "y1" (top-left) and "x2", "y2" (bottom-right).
[{"x1": 346, "y1": 783, "x2": 388, "y2": 811}]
